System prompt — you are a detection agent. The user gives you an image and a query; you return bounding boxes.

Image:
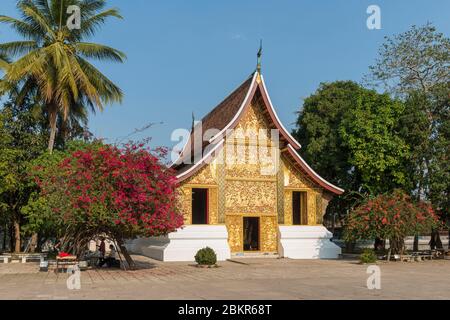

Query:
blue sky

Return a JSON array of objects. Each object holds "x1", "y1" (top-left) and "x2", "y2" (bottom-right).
[{"x1": 1, "y1": 0, "x2": 449, "y2": 148}]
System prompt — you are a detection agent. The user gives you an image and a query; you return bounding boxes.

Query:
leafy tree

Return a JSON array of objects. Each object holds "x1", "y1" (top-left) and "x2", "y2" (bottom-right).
[
  {"x1": 0, "y1": 99, "x2": 47, "y2": 252},
  {"x1": 366, "y1": 23, "x2": 449, "y2": 96},
  {"x1": 293, "y1": 81, "x2": 409, "y2": 223},
  {"x1": 344, "y1": 191, "x2": 440, "y2": 256},
  {"x1": 0, "y1": 98, "x2": 89, "y2": 253},
  {"x1": 27, "y1": 142, "x2": 184, "y2": 268},
  {"x1": 367, "y1": 23, "x2": 449, "y2": 248},
  {"x1": 0, "y1": 0, "x2": 125, "y2": 153}
]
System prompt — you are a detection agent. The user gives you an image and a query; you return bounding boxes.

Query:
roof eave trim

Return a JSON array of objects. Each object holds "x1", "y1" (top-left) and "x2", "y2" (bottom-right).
[
  {"x1": 286, "y1": 144, "x2": 345, "y2": 195},
  {"x1": 259, "y1": 75, "x2": 302, "y2": 150}
]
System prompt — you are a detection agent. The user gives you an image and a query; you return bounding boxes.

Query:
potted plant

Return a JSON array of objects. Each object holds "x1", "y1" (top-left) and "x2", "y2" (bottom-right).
[{"x1": 195, "y1": 247, "x2": 218, "y2": 268}]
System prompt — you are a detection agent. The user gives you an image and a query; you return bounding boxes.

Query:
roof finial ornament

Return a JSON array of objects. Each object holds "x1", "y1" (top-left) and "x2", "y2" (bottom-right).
[{"x1": 256, "y1": 39, "x2": 263, "y2": 74}]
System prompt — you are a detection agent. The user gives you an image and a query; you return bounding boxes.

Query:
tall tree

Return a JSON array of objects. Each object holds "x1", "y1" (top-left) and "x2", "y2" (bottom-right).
[
  {"x1": 366, "y1": 23, "x2": 449, "y2": 96},
  {"x1": 0, "y1": 0, "x2": 125, "y2": 153},
  {"x1": 293, "y1": 81, "x2": 409, "y2": 223},
  {"x1": 0, "y1": 99, "x2": 48, "y2": 252},
  {"x1": 366, "y1": 24, "x2": 449, "y2": 249}
]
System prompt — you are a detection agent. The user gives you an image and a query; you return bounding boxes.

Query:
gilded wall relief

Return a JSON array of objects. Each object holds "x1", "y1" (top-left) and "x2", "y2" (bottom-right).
[
  {"x1": 179, "y1": 187, "x2": 192, "y2": 225},
  {"x1": 307, "y1": 191, "x2": 317, "y2": 225},
  {"x1": 235, "y1": 100, "x2": 269, "y2": 133},
  {"x1": 260, "y1": 216, "x2": 278, "y2": 252},
  {"x1": 225, "y1": 180, "x2": 277, "y2": 215},
  {"x1": 208, "y1": 187, "x2": 219, "y2": 225},
  {"x1": 224, "y1": 98, "x2": 279, "y2": 179},
  {"x1": 183, "y1": 163, "x2": 217, "y2": 185},
  {"x1": 282, "y1": 157, "x2": 317, "y2": 189},
  {"x1": 224, "y1": 149, "x2": 278, "y2": 180},
  {"x1": 284, "y1": 190, "x2": 293, "y2": 225},
  {"x1": 217, "y1": 162, "x2": 226, "y2": 224},
  {"x1": 226, "y1": 215, "x2": 243, "y2": 252},
  {"x1": 277, "y1": 164, "x2": 285, "y2": 224}
]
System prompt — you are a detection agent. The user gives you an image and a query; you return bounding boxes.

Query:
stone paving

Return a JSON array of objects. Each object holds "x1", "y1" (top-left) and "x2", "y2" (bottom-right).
[{"x1": 0, "y1": 256, "x2": 449, "y2": 300}]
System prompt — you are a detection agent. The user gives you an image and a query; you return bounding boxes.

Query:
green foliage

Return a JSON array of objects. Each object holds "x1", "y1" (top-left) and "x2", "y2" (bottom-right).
[
  {"x1": 293, "y1": 81, "x2": 410, "y2": 217},
  {"x1": 0, "y1": 0, "x2": 125, "y2": 152},
  {"x1": 195, "y1": 247, "x2": 217, "y2": 266},
  {"x1": 366, "y1": 23, "x2": 449, "y2": 95},
  {"x1": 360, "y1": 249, "x2": 377, "y2": 264},
  {"x1": 344, "y1": 191, "x2": 441, "y2": 253}
]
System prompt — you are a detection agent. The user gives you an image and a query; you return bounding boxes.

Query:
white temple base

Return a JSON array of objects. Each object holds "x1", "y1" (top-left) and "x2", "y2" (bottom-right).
[
  {"x1": 278, "y1": 226, "x2": 341, "y2": 259},
  {"x1": 126, "y1": 225, "x2": 231, "y2": 262}
]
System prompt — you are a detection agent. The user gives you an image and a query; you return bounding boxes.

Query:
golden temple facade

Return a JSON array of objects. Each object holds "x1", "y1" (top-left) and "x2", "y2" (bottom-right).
[{"x1": 173, "y1": 71, "x2": 343, "y2": 255}]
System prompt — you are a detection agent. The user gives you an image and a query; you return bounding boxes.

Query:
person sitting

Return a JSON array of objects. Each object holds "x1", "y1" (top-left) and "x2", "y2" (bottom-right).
[{"x1": 99, "y1": 245, "x2": 118, "y2": 268}]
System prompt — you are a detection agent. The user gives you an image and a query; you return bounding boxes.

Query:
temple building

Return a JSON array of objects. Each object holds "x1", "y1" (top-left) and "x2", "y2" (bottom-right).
[{"x1": 128, "y1": 63, "x2": 344, "y2": 261}]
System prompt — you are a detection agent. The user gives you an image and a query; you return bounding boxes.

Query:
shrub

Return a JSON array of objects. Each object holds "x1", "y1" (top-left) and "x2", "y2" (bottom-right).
[
  {"x1": 360, "y1": 249, "x2": 377, "y2": 264},
  {"x1": 195, "y1": 247, "x2": 217, "y2": 266},
  {"x1": 344, "y1": 190, "x2": 440, "y2": 254}
]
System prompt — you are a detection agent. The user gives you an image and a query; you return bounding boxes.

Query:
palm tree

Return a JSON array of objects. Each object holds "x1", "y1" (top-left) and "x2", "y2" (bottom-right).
[{"x1": 0, "y1": 0, "x2": 125, "y2": 153}]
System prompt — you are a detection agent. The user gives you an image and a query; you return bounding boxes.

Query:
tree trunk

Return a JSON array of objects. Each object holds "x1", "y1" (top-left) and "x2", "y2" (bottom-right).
[
  {"x1": 29, "y1": 233, "x2": 38, "y2": 253},
  {"x1": 117, "y1": 239, "x2": 136, "y2": 270},
  {"x1": 48, "y1": 110, "x2": 58, "y2": 154},
  {"x1": 2, "y1": 223, "x2": 7, "y2": 251},
  {"x1": 13, "y1": 220, "x2": 21, "y2": 253},
  {"x1": 413, "y1": 235, "x2": 419, "y2": 252},
  {"x1": 389, "y1": 237, "x2": 405, "y2": 255},
  {"x1": 374, "y1": 238, "x2": 385, "y2": 251},
  {"x1": 430, "y1": 229, "x2": 443, "y2": 250},
  {"x1": 9, "y1": 224, "x2": 14, "y2": 252},
  {"x1": 345, "y1": 241, "x2": 355, "y2": 254},
  {"x1": 448, "y1": 229, "x2": 450, "y2": 250}
]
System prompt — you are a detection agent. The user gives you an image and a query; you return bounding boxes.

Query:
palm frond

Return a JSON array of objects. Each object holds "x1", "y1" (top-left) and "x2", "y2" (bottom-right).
[
  {"x1": 70, "y1": 8, "x2": 122, "y2": 40},
  {"x1": 74, "y1": 42, "x2": 126, "y2": 62},
  {"x1": 0, "y1": 41, "x2": 38, "y2": 58},
  {"x1": 19, "y1": 1, "x2": 56, "y2": 40},
  {"x1": 0, "y1": 15, "x2": 41, "y2": 40},
  {"x1": 76, "y1": 57, "x2": 123, "y2": 107},
  {"x1": 0, "y1": 52, "x2": 10, "y2": 70}
]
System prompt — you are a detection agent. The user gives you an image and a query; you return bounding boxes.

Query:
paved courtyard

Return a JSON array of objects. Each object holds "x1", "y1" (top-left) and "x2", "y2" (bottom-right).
[{"x1": 0, "y1": 256, "x2": 449, "y2": 300}]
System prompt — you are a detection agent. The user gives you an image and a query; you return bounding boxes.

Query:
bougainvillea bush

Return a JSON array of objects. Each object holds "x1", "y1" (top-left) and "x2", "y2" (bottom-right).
[
  {"x1": 29, "y1": 142, "x2": 184, "y2": 267},
  {"x1": 343, "y1": 191, "x2": 440, "y2": 255}
]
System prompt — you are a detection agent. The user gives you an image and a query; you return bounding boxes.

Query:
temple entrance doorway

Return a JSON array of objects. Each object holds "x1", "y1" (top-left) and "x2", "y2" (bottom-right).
[{"x1": 243, "y1": 217, "x2": 260, "y2": 252}]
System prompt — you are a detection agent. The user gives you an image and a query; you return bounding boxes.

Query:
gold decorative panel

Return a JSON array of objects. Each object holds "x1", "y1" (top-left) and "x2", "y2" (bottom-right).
[
  {"x1": 184, "y1": 164, "x2": 217, "y2": 185},
  {"x1": 236, "y1": 101, "x2": 269, "y2": 133},
  {"x1": 307, "y1": 192, "x2": 317, "y2": 225},
  {"x1": 260, "y1": 216, "x2": 278, "y2": 252},
  {"x1": 225, "y1": 180, "x2": 277, "y2": 215},
  {"x1": 315, "y1": 193, "x2": 323, "y2": 225},
  {"x1": 179, "y1": 187, "x2": 192, "y2": 225},
  {"x1": 226, "y1": 215, "x2": 243, "y2": 252},
  {"x1": 284, "y1": 190, "x2": 293, "y2": 225},
  {"x1": 208, "y1": 187, "x2": 219, "y2": 225},
  {"x1": 282, "y1": 157, "x2": 317, "y2": 189},
  {"x1": 224, "y1": 149, "x2": 277, "y2": 180},
  {"x1": 277, "y1": 164, "x2": 285, "y2": 224},
  {"x1": 217, "y1": 162, "x2": 226, "y2": 223}
]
